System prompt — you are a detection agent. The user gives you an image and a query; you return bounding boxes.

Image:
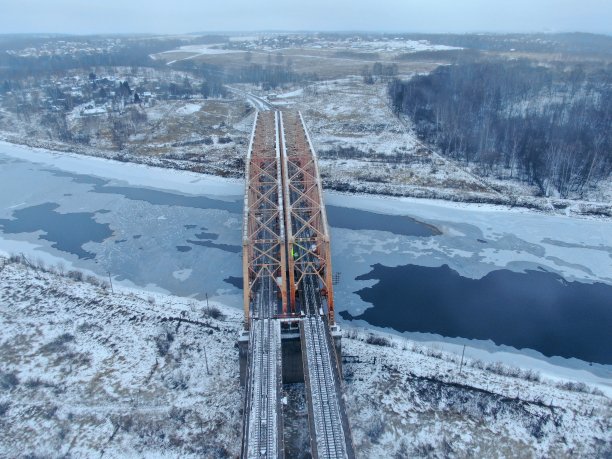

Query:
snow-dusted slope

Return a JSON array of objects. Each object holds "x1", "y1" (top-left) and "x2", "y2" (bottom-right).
[
  {"x1": 1, "y1": 257, "x2": 609, "y2": 457},
  {"x1": 0, "y1": 258, "x2": 243, "y2": 457},
  {"x1": 343, "y1": 331, "x2": 611, "y2": 457}
]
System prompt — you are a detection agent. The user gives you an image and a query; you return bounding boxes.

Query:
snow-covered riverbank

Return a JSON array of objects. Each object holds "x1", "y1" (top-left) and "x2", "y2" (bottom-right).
[{"x1": 1, "y1": 258, "x2": 609, "y2": 457}]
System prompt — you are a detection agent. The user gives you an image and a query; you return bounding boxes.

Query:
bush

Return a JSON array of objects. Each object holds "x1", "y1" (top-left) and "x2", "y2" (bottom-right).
[
  {"x1": 24, "y1": 378, "x2": 45, "y2": 389},
  {"x1": 365, "y1": 334, "x2": 391, "y2": 347},
  {"x1": 67, "y1": 270, "x2": 84, "y2": 282},
  {"x1": 482, "y1": 361, "x2": 541, "y2": 382},
  {"x1": 556, "y1": 381, "x2": 591, "y2": 393},
  {"x1": 202, "y1": 306, "x2": 225, "y2": 321},
  {"x1": 169, "y1": 406, "x2": 188, "y2": 423},
  {"x1": 0, "y1": 401, "x2": 10, "y2": 417},
  {"x1": 366, "y1": 418, "x2": 384, "y2": 444},
  {"x1": 41, "y1": 333, "x2": 75, "y2": 353},
  {"x1": 155, "y1": 326, "x2": 174, "y2": 357},
  {"x1": 166, "y1": 370, "x2": 188, "y2": 390},
  {"x1": 8, "y1": 253, "x2": 23, "y2": 263},
  {"x1": 0, "y1": 371, "x2": 19, "y2": 391},
  {"x1": 85, "y1": 275, "x2": 100, "y2": 286}
]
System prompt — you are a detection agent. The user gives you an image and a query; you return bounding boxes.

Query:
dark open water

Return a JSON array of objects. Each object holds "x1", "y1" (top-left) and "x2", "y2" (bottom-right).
[{"x1": 341, "y1": 263, "x2": 612, "y2": 364}]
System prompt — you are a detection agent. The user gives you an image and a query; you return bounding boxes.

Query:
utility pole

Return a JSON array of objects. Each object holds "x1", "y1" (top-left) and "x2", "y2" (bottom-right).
[
  {"x1": 203, "y1": 340, "x2": 211, "y2": 375},
  {"x1": 108, "y1": 271, "x2": 114, "y2": 294},
  {"x1": 459, "y1": 345, "x2": 466, "y2": 374}
]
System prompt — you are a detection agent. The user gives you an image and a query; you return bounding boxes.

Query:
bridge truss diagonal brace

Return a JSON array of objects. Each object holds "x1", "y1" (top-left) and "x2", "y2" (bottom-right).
[
  {"x1": 279, "y1": 111, "x2": 336, "y2": 323},
  {"x1": 242, "y1": 111, "x2": 288, "y2": 327}
]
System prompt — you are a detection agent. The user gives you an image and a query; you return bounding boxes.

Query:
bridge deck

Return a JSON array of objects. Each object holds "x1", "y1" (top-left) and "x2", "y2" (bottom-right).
[
  {"x1": 242, "y1": 317, "x2": 283, "y2": 459},
  {"x1": 301, "y1": 315, "x2": 354, "y2": 459}
]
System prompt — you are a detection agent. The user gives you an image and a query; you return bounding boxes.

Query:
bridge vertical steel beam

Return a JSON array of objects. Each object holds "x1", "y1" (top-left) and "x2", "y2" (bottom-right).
[{"x1": 242, "y1": 112, "x2": 258, "y2": 328}]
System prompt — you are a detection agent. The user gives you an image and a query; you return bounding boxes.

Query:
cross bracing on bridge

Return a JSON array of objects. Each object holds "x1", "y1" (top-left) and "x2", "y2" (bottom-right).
[
  {"x1": 241, "y1": 110, "x2": 354, "y2": 459},
  {"x1": 279, "y1": 111, "x2": 335, "y2": 323},
  {"x1": 242, "y1": 111, "x2": 287, "y2": 323}
]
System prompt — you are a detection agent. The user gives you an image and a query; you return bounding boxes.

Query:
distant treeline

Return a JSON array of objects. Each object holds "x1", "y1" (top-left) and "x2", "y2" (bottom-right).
[
  {"x1": 0, "y1": 39, "x2": 187, "y2": 79},
  {"x1": 389, "y1": 59, "x2": 612, "y2": 197},
  {"x1": 391, "y1": 32, "x2": 612, "y2": 57},
  {"x1": 173, "y1": 59, "x2": 316, "y2": 91}
]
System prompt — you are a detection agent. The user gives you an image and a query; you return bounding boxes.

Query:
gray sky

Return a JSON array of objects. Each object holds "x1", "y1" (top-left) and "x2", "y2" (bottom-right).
[{"x1": 2, "y1": 0, "x2": 611, "y2": 35}]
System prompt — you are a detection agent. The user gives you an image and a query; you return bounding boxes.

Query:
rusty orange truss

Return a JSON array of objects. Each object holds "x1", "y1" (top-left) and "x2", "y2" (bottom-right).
[
  {"x1": 242, "y1": 111, "x2": 287, "y2": 327},
  {"x1": 279, "y1": 111, "x2": 335, "y2": 324}
]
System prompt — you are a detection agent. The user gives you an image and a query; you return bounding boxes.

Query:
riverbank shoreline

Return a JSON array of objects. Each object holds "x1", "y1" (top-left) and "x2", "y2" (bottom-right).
[{"x1": 2, "y1": 138, "x2": 611, "y2": 220}]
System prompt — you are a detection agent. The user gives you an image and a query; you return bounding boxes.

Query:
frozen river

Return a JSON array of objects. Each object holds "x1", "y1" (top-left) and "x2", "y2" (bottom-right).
[{"x1": 1, "y1": 142, "x2": 611, "y2": 384}]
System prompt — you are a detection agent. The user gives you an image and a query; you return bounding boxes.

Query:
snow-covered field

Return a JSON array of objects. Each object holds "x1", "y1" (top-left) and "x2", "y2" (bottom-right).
[
  {"x1": 343, "y1": 328, "x2": 611, "y2": 458},
  {"x1": 161, "y1": 44, "x2": 241, "y2": 56},
  {"x1": 0, "y1": 258, "x2": 243, "y2": 457},
  {"x1": 175, "y1": 103, "x2": 202, "y2": 116},
  {"x1": 342, "y1": 38, "x2": 461, "y2": 53},
  {"x1": 1, "y1": 259, "x2": 609, "y2": 457}
]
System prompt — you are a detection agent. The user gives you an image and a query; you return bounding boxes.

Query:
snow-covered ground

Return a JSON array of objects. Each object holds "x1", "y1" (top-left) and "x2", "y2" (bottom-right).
[
  {"x1": 0, "y1": 258, "x2": 243, "y2": 457},
  {"x1": 175, "y1": 103, "x2": 202, "y2": 116},
  {"x1": 157, "y1": 44, "x2": 241, "y2": 65},
  {"x1": 161, "y1": 44, "x2": 241, "y2": 55},
  {"x1": 1, "y1": 259, "x2": 609, "y2": 457},
  {"x1": 342, "y1": 327, "x2": 611, "y2": 458},
  {"x1": 343, "y1": 38, "x2": 461, "y2": 53}
]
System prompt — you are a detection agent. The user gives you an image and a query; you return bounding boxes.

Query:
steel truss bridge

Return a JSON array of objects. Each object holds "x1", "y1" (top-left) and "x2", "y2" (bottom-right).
[{"x1": 241, "y1": 111, "x2": 355, "y2": 459}]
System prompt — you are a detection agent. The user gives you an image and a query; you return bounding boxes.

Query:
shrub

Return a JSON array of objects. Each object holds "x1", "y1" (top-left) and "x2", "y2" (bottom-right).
[
  {"x1": 365, "y1": 334, "x2": 391, "y2": 347},
  {"x1": 166, "y1": 370, "x2": 188, "y2": 390},
  {"x1": 0, "y1": 371, "x2": 19, "y2": 391},
  {"x1": 155, "y1": 326, "x2": 174, "y2": 357},
  {"x1": 202, "y1": 306, "x2": 225, "y2": 320},
  {"x1": 85, "y1": 275, "x2": 100, "y2": 286},
  {"x1": 40, "y1": 333, "x2": 75, "y2": 354},
  {"x1": 556, "y1": 381, "x2": 590, "y2": 393},
  {"x1": 8, "y1": 253, "x2": 23, "y2": 263},
  {"x1": 67, "y1": 270, "x2": 84, "y2": 282},
  {"x1": 366, "y1": 418, "x2": 384, "y2": 444}
]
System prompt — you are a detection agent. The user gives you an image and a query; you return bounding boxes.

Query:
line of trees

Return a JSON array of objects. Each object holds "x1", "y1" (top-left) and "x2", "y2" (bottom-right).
[
  {"x1": 389, "y1": 59, "x2": 612, "y2": 197},
  {"x1": 174, "y1": 56, "x2": 315, "y2": 91},
  {"x1": 0, "y1": 39, "x2": 184, "y2": 80},
  {"x1": 362, "y1": 62, "x2": 398, "y2": 84}
]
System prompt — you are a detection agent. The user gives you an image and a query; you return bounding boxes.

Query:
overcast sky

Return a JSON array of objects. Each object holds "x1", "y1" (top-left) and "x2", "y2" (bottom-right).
[{"x1": 2, "y1": 0, "x2": 611, "y2": 35}]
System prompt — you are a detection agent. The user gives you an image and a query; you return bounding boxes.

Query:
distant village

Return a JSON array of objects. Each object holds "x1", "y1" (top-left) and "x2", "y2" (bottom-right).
[{"x1": 4, "y1": 67, "x2": 209, "y2": 111}]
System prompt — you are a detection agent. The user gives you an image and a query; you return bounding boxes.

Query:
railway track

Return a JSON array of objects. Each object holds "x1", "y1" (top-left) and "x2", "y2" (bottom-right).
[
  {"x1": 302, "y1": 313, "x2": 349, "y2": 459},
  {"x1": 243, "y1": 313, "x2": 282, "y2": 458}
]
